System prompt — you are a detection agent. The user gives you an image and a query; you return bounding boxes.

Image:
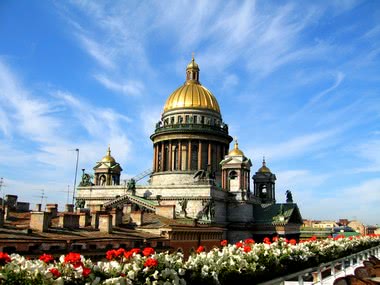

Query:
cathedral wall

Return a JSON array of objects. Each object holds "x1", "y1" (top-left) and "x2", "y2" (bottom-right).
[
  {"x1": 227, "y1": 230, "x2": 253, "y2": 243},
  {"x1": 214, "y1": 200, "x2": 227, "y2": 223},
  {"x1": 149, "y1": 172, "x2": 196, "y2": 186},
  {"x1": 227, "y1": 202, "x2": 254, "y2": 223}
]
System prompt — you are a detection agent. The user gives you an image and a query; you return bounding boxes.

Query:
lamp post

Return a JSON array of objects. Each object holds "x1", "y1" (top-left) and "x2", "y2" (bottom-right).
[
  {"x1": 0, "y1": 177, "x2": 4, "y2": 210},
  {"x1": 72, "y1": 148, "x2": 79, "y2": 205}
]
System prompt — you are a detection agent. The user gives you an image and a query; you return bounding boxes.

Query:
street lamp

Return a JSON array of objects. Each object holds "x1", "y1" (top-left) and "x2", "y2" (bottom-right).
[{"x1": 72, "y1": 148, "x2": 79, "y2": 205}]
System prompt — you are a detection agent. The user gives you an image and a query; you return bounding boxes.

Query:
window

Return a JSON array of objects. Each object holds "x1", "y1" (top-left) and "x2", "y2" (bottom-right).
[{"x1": 194, "y1": 116, "x2": 197, "y2": 124}]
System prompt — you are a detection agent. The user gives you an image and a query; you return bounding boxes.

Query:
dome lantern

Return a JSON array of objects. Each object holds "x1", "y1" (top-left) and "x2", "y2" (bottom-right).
[
  {"x1": 163, "y1": 56, "x2": 221, "y2": 113},
  {"x1": 186, "y1": 54, "x2": 200, "y2": 83}
]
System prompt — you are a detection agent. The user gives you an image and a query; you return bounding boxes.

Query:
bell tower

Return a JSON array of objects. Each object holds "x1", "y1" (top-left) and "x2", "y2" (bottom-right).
[
  {"x1": 93, "y1": 146, "x2": 122, "y2": 186},
  {"x1": 252, "y1": 158, "x2": 276, "y2": 204},
  {"x1": 220, "y1": 139, "x2": 252, "y2": 200}
]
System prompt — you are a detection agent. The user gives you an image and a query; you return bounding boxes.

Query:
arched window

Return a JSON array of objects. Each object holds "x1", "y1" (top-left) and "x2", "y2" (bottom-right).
[{"x1": 229, "y1": 170, "x2": 237, "y2": 180}]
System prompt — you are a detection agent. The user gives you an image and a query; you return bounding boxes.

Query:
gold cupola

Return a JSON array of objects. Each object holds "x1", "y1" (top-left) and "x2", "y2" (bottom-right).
[
  {"x1": 163, "y1": 56, "x2": 221, "y2": 113},
  {"x1": 258, "y1": 157, "x2": 271, "y2": 173},
  {"x1": 101, "y1": 146, "x2": 116, "y2": 163},
  {"x1": 228, "y1": 139, "x2": 245, "y2": 156}
]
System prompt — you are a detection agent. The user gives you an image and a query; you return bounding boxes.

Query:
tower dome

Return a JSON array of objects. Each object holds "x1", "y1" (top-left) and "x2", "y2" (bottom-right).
[
  {"x1": 163, "y1": 57, "x2": 221, "y2": 113},
  {"x1": 101, "y1": 146, "x2": 116, "y2": 163},
  {"x1": 228, "y1": 139, "x2": 245, "y2": 156},
  {"x1": 258, "y1": 157, "x2": 271, "y2": 173}
]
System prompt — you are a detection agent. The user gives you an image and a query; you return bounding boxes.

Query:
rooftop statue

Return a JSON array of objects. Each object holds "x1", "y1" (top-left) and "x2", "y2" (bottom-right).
[
  {"x1": 286, "y1": 190, "x2": 293, "y2": 203},
  {"x1": 79, "y1": 173, "x2": 93, "y2": 187}
]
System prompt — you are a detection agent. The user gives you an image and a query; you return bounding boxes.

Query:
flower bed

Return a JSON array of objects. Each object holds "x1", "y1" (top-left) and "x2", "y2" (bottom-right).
[{"x1": 0, "y1": 235, "x2": 379, "y2": 284}]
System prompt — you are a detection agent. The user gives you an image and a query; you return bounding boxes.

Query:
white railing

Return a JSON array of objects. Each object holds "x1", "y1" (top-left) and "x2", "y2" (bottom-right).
[{"x1": 258, "y1": 245, "x2": 380, "y2": 285}]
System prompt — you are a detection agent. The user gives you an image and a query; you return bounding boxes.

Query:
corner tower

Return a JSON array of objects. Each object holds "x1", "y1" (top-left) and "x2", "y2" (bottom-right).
[
  {"x1": 252, "y1": 158, "x2": 276, "y2": 204},
  {"x1": 150, "y1": 57, "x2": 233, "y2": 186}
]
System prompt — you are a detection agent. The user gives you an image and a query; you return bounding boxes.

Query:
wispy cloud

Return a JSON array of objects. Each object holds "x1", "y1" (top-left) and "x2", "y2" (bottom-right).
[
  {"x1": 250, "y1": 129, "x2": 339, "y2": 161},
  {"x1": 0, "y1": 59, "x2": 61, "y2": 143},
  {"x1": 94, "y1": 74, "x2": 144, "y2": 96}
]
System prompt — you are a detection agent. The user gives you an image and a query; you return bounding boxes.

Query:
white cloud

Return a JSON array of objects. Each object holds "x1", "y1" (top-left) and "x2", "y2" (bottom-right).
[
  {"x1": 300, "y1": 178, "x2": 380, "y2": 225},
  {"x1": 0, "y1": 60, "x2": 62, "y2": 143},
  {"x1": 94, "y1": 74, "x2": 144, "y2": 96},
  {"x1": 351, "y1": 139, "x2": 380, "y2": 173},
  {"x1": 76, "y1": 33, "x2": 115, "y2": 69},
  {"x1": 250, "y1": 129, "x2": 338, "y2": 161}
]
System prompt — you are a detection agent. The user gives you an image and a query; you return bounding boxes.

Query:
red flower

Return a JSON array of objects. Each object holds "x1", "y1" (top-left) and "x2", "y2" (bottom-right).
[
  {"x1": 124, "y1": 251, "x2": 133, "y2": 259},
  {"x1": 115, "y1": 248, "x2": 125, "y2": 256},
  {"x1": 263, "y1": 237, "x2": 271, "y2": 245},
  {"x1": 244, "y1": 238, "x2": 255, "y2": 245},
  {"x1": 243, "y1": 245, "x2": 252, "y2": 253},
  {"x1": 64, "y1": 252, "x2": 82, "y2": 268},
  {"x1": 129, "y1": 248, "x2": 141, "y2": 255},
  {"x1": 144, "y1": 257, "x2": 158, "y2": 267},
  {"x1": 39, "y1": 253, "x2": 54, "y2": 263},
  {"x1": 106, "y1": 250, "x2": 116, "y2": 261},
  {"x1": 309, "y1": 236, "x2": 317, "y2": 241},
  {"x1": 220, "y1": 240, "x2": 228, "y2": 247},
  {"x1": 272, "y1": 236, "x2": 279, "y2": 242},
  {"x1": 0, "y1": 252, "x2": 11, "y2": 265},
  {"x1": 235, "y1": 241, "x2": 243, "y2": 248},
  {"x1": 49, "y1": 268, "x2": 61, "y2": 278},
  {"x1": 289, "y1": 239, "x2": 297, "y2": 245},
  {"x1": 142, "y1": 247, "x2": 155, "y2": 256},
  {"x1": 196, "y1": 246, "x2": 205, "y2": 253},
  {"x1": 82, "y1": 267, "x2": 91, "y2": 277}
]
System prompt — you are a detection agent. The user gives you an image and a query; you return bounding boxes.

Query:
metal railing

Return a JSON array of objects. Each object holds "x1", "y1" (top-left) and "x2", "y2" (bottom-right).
[{"x1": 258, "y1": 245, "x2": 380, "y2": 285}]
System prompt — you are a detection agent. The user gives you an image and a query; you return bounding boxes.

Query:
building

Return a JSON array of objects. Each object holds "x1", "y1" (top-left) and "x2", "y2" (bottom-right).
[{"x1": 76, "y1": 57, "x2": 303, "y2": 245}]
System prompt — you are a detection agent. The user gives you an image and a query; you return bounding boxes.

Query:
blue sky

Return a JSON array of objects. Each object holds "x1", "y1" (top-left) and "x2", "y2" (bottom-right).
[{"x1": 0, "y1": 1, "x2": 379, "y2": 225}]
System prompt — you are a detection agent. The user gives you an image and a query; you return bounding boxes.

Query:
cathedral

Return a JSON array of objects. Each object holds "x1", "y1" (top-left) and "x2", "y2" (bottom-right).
[{"x1": 76, "y1": 57, "x2": 302, "y2": 245}]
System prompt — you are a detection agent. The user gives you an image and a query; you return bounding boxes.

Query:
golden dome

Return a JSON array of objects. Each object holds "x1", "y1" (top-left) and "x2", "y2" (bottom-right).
[
  {"x1": 101, "y1": 146, "x2": 116, "y2": 163},
  {"x1": 163, "y1": 57, "x2": 221, "y2": 113},
  {"x1": 258, "y1": 158, "x2": 271, "y2": 173},
  {"x1": 229, "y1": 140, "x2": 244, "y2": 156}
]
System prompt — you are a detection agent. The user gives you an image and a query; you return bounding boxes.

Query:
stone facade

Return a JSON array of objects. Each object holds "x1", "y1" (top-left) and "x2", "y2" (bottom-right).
[
  {"x1": 30, "y1": 212, "x2": 49, "y2": 232},
  {"x1": 98, "y1": 214, "x2": 112, "y2": 233},
  {"x1": 59, "y1": 213, "x2": 80, "y2": 229}
]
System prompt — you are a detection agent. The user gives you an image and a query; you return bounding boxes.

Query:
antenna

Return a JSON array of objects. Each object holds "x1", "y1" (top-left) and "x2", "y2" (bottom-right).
[
  {"x1": 35, "y1": 189, "x2": 48, "y2": 210},
  {"x1": 0, "y1": 177, "x2": 4, "y2": 209},
  {"x1": 69, "y1": 148, "x2": 80, "y2": 205}
]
